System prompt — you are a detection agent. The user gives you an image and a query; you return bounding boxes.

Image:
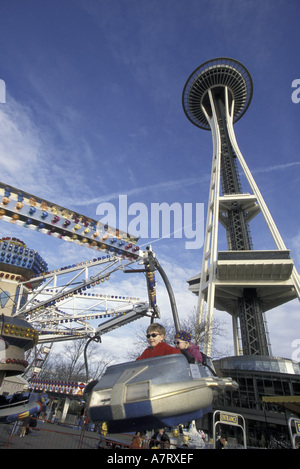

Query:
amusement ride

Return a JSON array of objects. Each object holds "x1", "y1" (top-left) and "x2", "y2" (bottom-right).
[{"x1": 0, "y1": 180, "x2": 236, "y2": 429}]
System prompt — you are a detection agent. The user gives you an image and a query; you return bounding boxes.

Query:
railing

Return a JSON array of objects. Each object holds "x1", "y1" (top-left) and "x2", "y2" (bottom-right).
[
  {"x1": 0, "y1": 418, "x2": 207, "y2": 449},
  {"x1": 0, "y1": 417, "x2": 100, "y2": 449}
]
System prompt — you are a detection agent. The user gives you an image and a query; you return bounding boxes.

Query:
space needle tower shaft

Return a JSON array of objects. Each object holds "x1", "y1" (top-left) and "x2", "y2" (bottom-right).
[{"x1": 183, "y1": 58, "x2": 300, "y2": 357}]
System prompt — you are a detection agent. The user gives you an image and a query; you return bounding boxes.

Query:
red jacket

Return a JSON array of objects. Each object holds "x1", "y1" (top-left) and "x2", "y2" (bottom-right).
[{"x1": 137, "y1": 342, "x2": 181, "y2": 360}]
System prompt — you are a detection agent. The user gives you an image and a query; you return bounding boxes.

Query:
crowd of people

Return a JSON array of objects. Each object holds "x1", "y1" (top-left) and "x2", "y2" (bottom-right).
[
  {"x1": 128, "y1": 425, "x2": 211, "y2": 449},
  {"x1": 129, "y1": 429, "x2": 173, "y2": 449}
]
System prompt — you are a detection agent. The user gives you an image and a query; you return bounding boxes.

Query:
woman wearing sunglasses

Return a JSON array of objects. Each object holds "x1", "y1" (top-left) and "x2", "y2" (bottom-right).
[{"x1": 136, "y1": 323, "x2": 181, "y2": 360}]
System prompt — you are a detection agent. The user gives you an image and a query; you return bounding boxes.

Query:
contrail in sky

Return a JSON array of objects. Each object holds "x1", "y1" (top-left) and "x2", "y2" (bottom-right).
[{"x1": 72, "y1": 161, "x2": 300, "y2": 207}]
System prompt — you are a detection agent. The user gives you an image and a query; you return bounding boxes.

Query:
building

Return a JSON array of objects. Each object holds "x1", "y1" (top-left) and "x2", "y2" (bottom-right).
[{"x1": 0, "y1": 236, "x2": 47, "y2": 387}]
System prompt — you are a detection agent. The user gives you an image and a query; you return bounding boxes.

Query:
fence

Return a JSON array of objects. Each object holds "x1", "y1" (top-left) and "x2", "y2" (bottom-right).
[
  {"x1": 0, "y1": 417, "x2": 101, "y2": 449},
  {"x1": 0, "y1": 418, "x2": 207, "y2": 449}
]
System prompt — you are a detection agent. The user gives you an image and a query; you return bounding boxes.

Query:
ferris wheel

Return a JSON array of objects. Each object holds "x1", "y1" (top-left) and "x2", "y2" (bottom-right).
[{"x1": 0, "y1": 182, "x2": 179, "y2": 379}]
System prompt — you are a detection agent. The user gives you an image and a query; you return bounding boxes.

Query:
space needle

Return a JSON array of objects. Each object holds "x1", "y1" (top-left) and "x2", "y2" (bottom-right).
[{"x1": 182, "y1": 58, "x2": 300, "y2": 357}]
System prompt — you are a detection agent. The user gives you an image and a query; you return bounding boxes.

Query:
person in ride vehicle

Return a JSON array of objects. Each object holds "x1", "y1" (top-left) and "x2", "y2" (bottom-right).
[
  {"x1": 136, "y1": 323, "x2": 181, "y2": 360},
  {"x1": 174, "y1": 330, "x2": 203, "y2": 363}
]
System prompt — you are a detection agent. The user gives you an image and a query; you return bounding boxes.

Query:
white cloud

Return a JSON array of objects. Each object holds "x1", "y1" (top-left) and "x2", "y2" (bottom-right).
[
  {"x1": 0, "y1": 98, "x2": 43, "y2": 189},
  {"x1": 290, "y1": 231, "x2": 300, "y2": 266},
  {"x1": 71, "y1": 174, "x2": 209, "y2": 206},
  {"x1": 252, "y1": 161, "x2": 300, "y2": 175},
  {"x1": 266, "y1": 299, "x2": 300, "y2": 359}
]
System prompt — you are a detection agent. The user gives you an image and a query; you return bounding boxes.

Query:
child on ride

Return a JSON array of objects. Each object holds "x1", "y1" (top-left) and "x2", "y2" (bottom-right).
[
  {"x1": 174, "y1": 330, "x2": 203, "y2": 363},
  {"x1": 136, "y1": 323, "x2": 181, "y2": 360}
]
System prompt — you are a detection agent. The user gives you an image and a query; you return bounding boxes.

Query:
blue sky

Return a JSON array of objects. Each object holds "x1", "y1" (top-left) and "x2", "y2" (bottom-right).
[{"x1": 0, "y1": 0, "x2": 299, "y2": 361}]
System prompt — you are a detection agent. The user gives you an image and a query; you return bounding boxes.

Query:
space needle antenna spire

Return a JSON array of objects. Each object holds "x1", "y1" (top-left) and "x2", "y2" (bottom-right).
[{"x1": 183, "y1": 58, "x2": 300, "y2": 357}]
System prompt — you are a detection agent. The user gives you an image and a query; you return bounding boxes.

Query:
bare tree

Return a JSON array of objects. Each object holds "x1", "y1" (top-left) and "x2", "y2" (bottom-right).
[
  {"x1": 126, "y1": 309, "x2": 231, "y2": 361},
  {"x1": 39, "y1": 338, "x2": 115, "y2": 382}
]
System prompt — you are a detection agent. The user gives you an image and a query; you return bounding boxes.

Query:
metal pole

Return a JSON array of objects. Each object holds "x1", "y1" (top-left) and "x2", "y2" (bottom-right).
[
  {"x1": 144, "y1": 248, "x2": 180, "y2": 332},
  {"x1": 154, "y1": 259, "x2": 181, "y2": 333}
]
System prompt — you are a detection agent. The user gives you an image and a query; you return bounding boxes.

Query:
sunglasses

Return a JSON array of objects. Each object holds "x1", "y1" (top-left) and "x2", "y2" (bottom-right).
[
  {"x1": 146, "y1": 333, "x2": 161, "y2": 338},
  {"x1": 174, "y1": 340, "x2": 185, "y2": 345}
]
